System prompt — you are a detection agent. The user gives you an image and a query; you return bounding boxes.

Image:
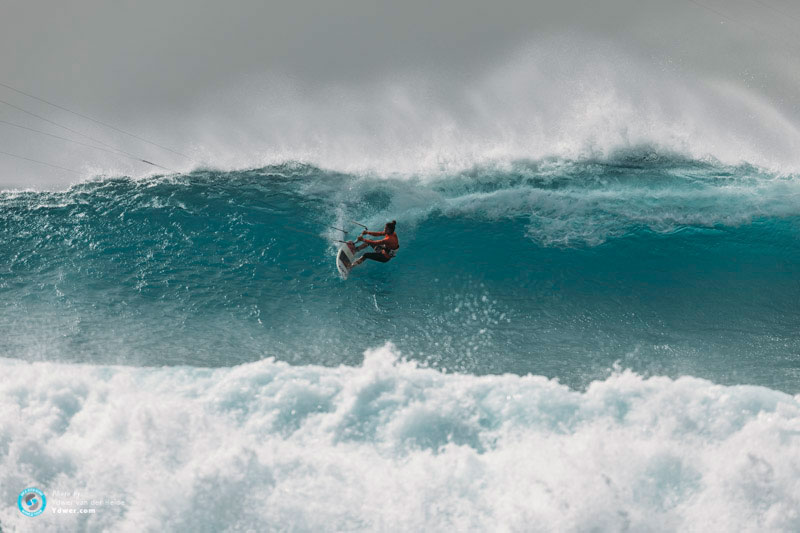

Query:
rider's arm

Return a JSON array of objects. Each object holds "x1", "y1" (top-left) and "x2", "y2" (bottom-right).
[
  {"x1": 363, "y1": 230, "x2": 385, "y2": 236},
  {"x1": 362, "y1": 235, "x2": 389, "y2": 246}
]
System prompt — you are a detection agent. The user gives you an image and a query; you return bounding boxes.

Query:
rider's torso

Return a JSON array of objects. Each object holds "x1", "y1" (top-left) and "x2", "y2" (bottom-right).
[{"x1": 374, "y1": 233, "x2": 399, "y2": 258}]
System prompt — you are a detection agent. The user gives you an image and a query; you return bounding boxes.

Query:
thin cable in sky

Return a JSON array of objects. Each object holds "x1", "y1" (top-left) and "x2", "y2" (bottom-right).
[
  {"x1": 0, "y1": 81, "x2": 194, "y2": 162},
  {"x1": 0, "y1": 119, "x2": 173, "y2": 168},
  {"x1": 749, "y1": 0, "x2": 800, "y2": 25},
  {"x1": 0, "y1": 149, "x2": 80, "y2": 174},
  {"x1": 0, "y1": 98, "x2": 175, "y2": 172}
]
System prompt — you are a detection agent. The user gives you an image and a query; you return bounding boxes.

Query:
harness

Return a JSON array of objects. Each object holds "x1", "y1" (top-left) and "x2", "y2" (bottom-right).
[{"x1": 373, "y1": 244, "x2": 397, "y2": 259}]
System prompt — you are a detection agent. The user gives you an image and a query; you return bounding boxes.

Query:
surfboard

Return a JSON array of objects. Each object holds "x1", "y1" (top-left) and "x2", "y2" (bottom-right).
[{"x1": 336, "y1": 241, "x2": 357, "y2": 279}]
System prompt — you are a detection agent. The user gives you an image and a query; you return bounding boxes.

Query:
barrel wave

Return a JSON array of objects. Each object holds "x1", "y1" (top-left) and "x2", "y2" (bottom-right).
[{"x1": 1, "y1": 153, "x2": 800, "y2": 531}]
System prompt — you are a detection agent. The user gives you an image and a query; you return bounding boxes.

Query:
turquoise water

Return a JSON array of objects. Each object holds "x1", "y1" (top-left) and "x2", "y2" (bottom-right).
[
  {"x1": 1, "y1": 154, "x2": 800, "y2": 531},
  {"x1": 2, "y1": 156, "x2": 799, "y2": 390}
]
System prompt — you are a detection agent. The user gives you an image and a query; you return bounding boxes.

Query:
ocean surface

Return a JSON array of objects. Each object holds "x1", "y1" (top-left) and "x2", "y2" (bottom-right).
[{"x1": 1, "y1": 153, "x2": 799, "y2": 531}]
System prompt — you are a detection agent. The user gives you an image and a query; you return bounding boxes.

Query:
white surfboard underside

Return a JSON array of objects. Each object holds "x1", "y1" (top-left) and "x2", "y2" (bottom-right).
[{"x1": 336, "y1": 242, "x2": 356, "y2": 279}]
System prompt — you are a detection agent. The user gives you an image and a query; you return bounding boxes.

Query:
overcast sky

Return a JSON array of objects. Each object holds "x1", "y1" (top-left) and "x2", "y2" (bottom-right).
[{"x1": 1, "y1": 0, "x2": 799, "y2": 187}]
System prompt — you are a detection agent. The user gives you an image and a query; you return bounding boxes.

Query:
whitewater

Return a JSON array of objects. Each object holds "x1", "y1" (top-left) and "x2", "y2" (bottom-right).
[{"x1": 1, "y1": 344, "x2": 800, "y2": 532}]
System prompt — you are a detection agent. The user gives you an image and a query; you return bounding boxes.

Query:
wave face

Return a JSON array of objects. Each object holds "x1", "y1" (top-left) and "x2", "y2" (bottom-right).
[
  {"x1": 1, "y1": 345, "x2": 799, "y2": 532},
  {"x1": 1, "y1": 155, "x2": 799, "y2": 392}
]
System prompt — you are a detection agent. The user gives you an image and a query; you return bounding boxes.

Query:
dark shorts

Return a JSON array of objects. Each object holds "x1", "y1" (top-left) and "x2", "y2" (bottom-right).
[{"x1": 362, "y1": 252, "x2": 391, "y2": 263}]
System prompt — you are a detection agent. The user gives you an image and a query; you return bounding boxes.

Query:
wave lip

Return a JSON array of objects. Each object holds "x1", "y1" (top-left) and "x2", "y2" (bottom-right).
[{"x1": 1, "y1": 344, "x2": 799, "y2": 532}]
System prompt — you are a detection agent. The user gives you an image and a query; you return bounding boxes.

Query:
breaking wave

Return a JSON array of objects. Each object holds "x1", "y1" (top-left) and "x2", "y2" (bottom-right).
[{"x1": 1, "y1": 344, "x2": 799, "y2": 532}]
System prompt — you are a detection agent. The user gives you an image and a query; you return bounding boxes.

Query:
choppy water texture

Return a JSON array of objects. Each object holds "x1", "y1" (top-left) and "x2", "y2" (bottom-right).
[
  {"x1": 1, "y1": 155, "x2": 799, "y2": 390},
  {"x1": 1, "y1": 154, "x2": 800, "y2": 531}
]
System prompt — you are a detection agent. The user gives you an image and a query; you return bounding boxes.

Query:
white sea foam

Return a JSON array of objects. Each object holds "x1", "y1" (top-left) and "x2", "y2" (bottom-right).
[
  {"x1": 1, "y1": 344, "x2": 799, "y2": 532},
  {"x1": 177, "y1": 39, "x2": 800, "y2": 178}
]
